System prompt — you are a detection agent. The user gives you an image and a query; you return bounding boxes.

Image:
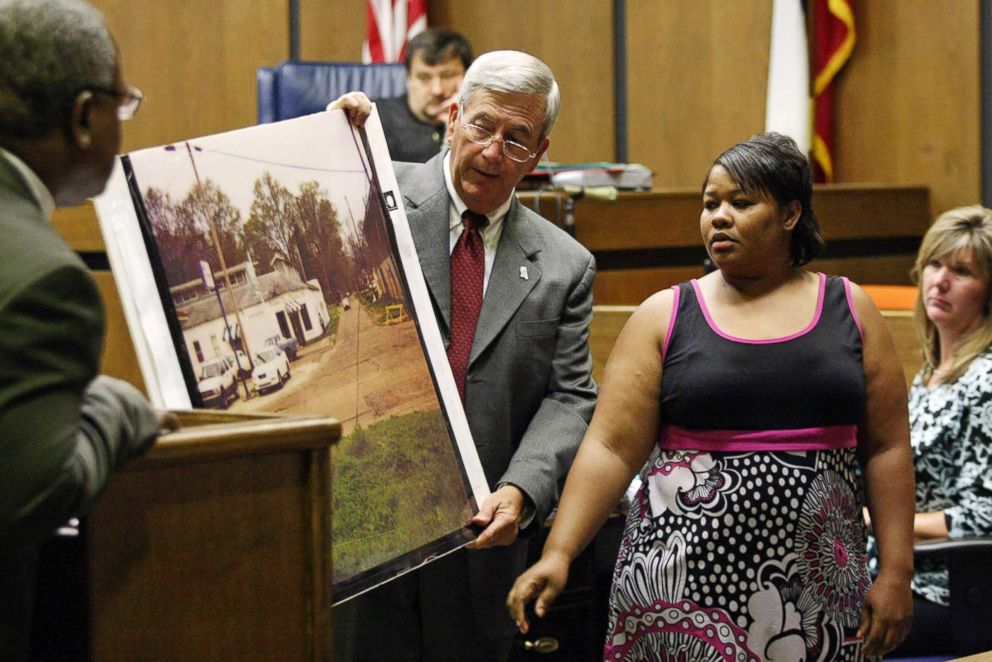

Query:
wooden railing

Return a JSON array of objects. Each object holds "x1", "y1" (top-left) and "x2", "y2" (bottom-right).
[{"x1": 521, "y1": 185, "x2": 931, "y2": 307}]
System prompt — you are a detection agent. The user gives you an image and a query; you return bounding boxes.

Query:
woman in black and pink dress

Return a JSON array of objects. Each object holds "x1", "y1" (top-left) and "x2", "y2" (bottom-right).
[{"x1": 508, "y1": 133, "x2": 916, "y2": 660}]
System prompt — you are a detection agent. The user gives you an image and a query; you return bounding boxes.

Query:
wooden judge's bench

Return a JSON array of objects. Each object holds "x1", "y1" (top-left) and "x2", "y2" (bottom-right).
[{"x1": 51, "y1": 182, "x2": 928, "y2": 660}]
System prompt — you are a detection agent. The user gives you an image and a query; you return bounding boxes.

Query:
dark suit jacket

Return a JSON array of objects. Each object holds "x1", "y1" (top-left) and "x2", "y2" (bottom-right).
[
  {"x1": 394, "y1": 152, "x2": 598, "y2": 637},
  {"x1": 0, "y1": 154, "x2": 159, "y2": 659},
  {"x1": 375, "y1": 94, "x2": 444, "y2": 163}
]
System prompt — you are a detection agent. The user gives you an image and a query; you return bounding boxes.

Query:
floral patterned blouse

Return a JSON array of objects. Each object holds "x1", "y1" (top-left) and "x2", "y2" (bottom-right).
[{"x1": 908, "y1": 348, "x2": 992, "y2": 606}]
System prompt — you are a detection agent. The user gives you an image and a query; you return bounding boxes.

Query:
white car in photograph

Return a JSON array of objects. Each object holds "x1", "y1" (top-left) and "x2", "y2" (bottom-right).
[
  {"x1": 197, "y1": 355, "x2": 239, "y2": 409},
  {"x1": 252, "y1": 347, "x2": 291, "y2": 395}
]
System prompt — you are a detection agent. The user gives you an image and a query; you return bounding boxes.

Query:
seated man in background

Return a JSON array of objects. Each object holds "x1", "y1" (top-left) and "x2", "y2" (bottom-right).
[
  {"x1": 0, "y1": 1, "x2": 170, "y2": 658},
  {"x1": 375, "y1": 27, "x2": 473, "y2": 163}
]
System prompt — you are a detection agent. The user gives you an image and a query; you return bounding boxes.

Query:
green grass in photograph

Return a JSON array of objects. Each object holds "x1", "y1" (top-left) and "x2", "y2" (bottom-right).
[{"x1": 332, "y1": 409, "x2": 473, "y2": 580}]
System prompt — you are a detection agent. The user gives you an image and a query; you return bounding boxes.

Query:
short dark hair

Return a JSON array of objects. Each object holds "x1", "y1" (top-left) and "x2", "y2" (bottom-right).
[
  {"x1": 0, "y1": 0, "x2": 116, "y2": 139},
  {"x1": 404, "y1": 27, "x2": 473, "y2": 72},
  {"x1": 708, "y1": 132, "x2": 824, "y2": 267}
]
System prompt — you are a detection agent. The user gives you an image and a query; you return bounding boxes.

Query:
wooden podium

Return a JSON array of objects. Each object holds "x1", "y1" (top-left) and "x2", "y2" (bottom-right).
[
  {"x1": 50, "y1": 204, "x2": 340, "y2": 658},
  {"x1": 86, "y1": 411, "x2": 339, "y2": 661}
]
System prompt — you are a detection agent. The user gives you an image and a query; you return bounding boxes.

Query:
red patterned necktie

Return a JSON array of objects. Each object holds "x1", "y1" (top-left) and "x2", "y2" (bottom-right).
[{"x1": 448, "y1": 210, "x2": 487, "y2": 402}]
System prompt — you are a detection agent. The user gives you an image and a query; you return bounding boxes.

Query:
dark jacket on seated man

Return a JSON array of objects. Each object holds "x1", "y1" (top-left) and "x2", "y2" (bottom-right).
[{"x1": 375, "y1": 93, "x2": 445, "y2": 163}]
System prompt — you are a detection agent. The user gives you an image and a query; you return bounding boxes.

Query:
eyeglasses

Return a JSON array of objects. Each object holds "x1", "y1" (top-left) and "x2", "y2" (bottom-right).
[
  {"x1": 458, "y1": 111, "x2": 538, "y2": 163},
  {"x1": 87, "y1": 84, "x2": 144, "y2": 120}
]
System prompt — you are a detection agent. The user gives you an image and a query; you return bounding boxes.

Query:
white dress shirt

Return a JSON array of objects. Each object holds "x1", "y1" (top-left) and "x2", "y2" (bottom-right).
[{"x1": 442, "y1": 151, "x2": 513, "y2": 295}]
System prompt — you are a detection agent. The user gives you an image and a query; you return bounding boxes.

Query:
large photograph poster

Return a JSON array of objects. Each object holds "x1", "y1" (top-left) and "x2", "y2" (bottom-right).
[{"x1": 94, "y1": 110, "x2": 489, "y2": 603}]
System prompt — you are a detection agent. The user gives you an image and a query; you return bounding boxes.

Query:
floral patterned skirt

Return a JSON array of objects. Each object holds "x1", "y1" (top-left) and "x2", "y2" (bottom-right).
[{"x1": 604, "y1": 447, "x2": 875, "y2": 662}]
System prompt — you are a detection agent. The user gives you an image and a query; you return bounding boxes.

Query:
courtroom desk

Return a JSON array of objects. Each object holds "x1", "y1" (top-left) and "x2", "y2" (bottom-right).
[
  {"x1": 87, "y1": 412, "x2": 339, "y2": 661},
  {"x1": 522, "y1": 185, "x2": 931, "y2": 306}
]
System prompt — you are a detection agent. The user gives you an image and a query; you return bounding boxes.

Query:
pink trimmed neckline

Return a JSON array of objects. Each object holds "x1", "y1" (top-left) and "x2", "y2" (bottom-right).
[
  {"x1": 842, "y1": 276, "x2": 865, "y2": 342},
  {"x1": 661, "y1": 285, "x2": 681, "y2": 361},
  {"x1": 690, "y1": 273, "x2": 826, "y2": 344}
]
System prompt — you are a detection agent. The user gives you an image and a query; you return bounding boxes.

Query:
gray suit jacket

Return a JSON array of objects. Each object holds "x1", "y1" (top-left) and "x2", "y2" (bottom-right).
[
  {"x1": 0, "y1": 154, "x2": 159, "y2": 659},
  {"x1": 394, "y1": 152, "x2": 598, "y2": 637}
]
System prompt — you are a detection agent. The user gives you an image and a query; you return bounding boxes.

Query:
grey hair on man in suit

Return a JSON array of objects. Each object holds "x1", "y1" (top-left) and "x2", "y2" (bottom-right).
[
  {"x1": 458, "y1": 50, "x2": 562, "y2": 141},
  {"x1": 0, "y1": 0, "x2": 116, "y2": 138}
]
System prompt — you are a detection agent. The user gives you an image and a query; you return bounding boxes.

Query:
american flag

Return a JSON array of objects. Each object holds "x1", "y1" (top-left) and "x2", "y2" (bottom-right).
[{"x1": 362, "y1": 0, "x2": 428, "y2": 63}]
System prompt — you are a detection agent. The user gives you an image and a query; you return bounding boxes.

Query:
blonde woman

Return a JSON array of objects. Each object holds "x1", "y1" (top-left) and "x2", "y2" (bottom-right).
[{"x1": 886, "y1": 206, "x2": 992, "y2": 656}]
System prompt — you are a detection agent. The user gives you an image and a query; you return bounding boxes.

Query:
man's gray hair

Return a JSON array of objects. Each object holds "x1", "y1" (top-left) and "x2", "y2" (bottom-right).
[
  {"x1": 0, "y1": 0, "x2": 116, "y2": 139},
  {"x1": 458, "y1": 50, "x2": 561, "y2": 141}
]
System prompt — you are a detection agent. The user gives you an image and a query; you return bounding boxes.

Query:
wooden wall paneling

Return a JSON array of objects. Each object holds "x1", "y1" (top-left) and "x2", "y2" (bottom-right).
[
  {"x1": 882, "y1": 310, "x2": 923, "y2": 385},
  {"x1": 589, "y1": 305, "x2": 636, "y2": 383},
  {"x1": 806, "y1": 255, "x2": 915, "y2": 287},
  {"x1": 593, "y1": 267, "x2": 704, "y2": 306},
  {"x1": 590, "y1": 257, "x2": 916, "y2": 306},
  {"x1": 573, "y1": 189, "x2": 700, "y2": 251},
  {"x1": 832, "y1": 0, "x2": 980, "y2": 217},
  {"x1": 626, "y1": 1, "x2": 772, "y2": 189},
  {"x1": 94, "y1": 0, "x2": 291, "y2": 151},
  {"x1": 429, "y1": 0, "x2": 615, "y2": 164},
  {"x1": 298, "y1": 0, "x2": 367, "y2": 61},
  {"x1": 52, "y1": 205, "x2": 103, "y2": 253},
  {"x1": 813, "y1": 185, "x2": 931, "y2": 238},
  {"x1": 573, "y1": 185, "x2": 929, "y2": 250}
]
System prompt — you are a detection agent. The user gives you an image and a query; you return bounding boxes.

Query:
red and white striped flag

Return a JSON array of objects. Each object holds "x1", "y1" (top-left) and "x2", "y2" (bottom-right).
[
  {"x1": 812, "y1": 0, "x2": 855, "y2": 182},
  {"x1": 362, "y1": 0, "x2": 428, "y2": 64}
]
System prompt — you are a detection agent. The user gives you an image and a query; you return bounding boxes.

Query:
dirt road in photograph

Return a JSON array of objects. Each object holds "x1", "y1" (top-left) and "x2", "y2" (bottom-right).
[{"x1": 228, "y1": 300, "x2": 439, "y2": 432}]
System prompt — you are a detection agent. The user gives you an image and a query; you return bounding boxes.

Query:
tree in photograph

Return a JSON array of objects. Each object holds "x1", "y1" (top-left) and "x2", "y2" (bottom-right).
[
  {"x1": 246, "y1": 172, "x2": 305, "y2": 278},
  {"x1": 145, "y1": 187, "x2": 210, "y2": 286},
  {"x1": 294, "y1": 180, "x2": 354, "y2": 302},
  {"x1": 177, "y1": 178, "x2": 246, "y2": 277}
]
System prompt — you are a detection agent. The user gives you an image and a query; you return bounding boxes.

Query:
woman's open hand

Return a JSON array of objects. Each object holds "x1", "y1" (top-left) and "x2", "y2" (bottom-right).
[
  {"x1": 857, "y1": 570, "x2": 913, "y2": 657},
  {"x1": 506, "y1": 552, "x2": 570, "y2": 634}
]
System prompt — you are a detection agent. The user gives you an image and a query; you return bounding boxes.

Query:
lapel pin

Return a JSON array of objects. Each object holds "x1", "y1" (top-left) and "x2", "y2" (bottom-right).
[{"x1": 519, "y1": 266, "x2": 529, "y2": 280}]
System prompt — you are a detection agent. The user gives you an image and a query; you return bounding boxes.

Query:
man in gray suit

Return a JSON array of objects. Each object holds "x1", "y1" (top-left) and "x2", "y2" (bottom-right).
[
  {"x1": 0, "y1": 1, "x2": 164, "y2": 657},
  {"x1": 332, "y1": 50, "x2": 597, "y2": 661}
]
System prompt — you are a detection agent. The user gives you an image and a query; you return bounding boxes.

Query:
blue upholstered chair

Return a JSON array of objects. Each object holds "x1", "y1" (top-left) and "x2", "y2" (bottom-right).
[{"x1": 256, "y1": 60, "x2": 407, "y2": 124}]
